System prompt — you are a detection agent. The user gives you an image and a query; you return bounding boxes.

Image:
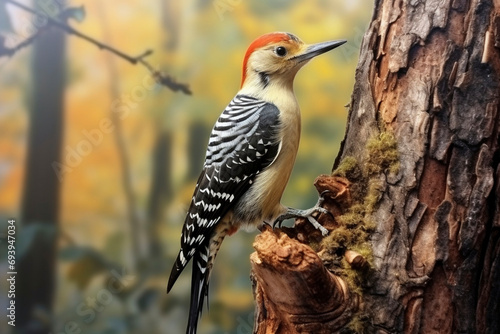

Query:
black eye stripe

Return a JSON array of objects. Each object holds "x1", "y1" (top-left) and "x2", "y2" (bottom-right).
[{"x1": 275, "y1": 46, "x2": 287, "y2": 57}]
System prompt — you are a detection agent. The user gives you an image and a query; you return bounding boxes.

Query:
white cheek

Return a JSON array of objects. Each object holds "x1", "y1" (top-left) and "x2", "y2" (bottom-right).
[{"x1": 250, "y1": 51, "x2": 279, "y2": 72}]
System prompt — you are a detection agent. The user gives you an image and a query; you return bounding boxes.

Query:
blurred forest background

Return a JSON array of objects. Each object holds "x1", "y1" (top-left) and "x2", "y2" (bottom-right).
[{"x1": 0, "y1": 0, "x2": 371, "y2": 333}]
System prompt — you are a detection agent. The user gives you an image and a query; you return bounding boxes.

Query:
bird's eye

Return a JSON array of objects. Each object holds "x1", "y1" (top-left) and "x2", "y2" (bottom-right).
[{"x1": 275, "y1": 46, "x2": 287, "y2": 57}]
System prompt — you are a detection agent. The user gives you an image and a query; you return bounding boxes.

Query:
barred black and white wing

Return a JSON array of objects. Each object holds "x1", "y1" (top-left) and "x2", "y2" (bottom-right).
[{"x1": 167, "y1": 95, "x2": 281, "y2": 334}]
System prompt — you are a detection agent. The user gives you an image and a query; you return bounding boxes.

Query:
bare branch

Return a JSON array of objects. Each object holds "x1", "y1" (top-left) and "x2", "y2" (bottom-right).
[
  {"x1": 3, "y1": 0, "x2": 191, "y2": 94},
  {"x1": 0, "y1": 27, "x2": 48, "y2": 57}
]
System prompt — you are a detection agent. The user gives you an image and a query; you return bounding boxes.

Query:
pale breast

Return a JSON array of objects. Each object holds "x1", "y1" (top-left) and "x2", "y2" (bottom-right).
[{"x1": 232, "y1": 94, "x2": 301, "y2": 227}]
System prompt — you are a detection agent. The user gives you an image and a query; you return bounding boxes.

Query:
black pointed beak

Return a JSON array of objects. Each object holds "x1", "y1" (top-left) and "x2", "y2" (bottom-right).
[{"x1": 292, "y1": 39, "x2": 346, "y2": 63}]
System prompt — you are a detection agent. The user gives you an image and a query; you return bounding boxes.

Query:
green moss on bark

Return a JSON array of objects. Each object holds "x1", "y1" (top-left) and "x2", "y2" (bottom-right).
[{"x1": 327, "y1": 130, "x2": 400, "y2": 332}]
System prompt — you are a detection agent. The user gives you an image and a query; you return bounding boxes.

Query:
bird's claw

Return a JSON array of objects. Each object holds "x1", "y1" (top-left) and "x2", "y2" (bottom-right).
[
  {"x1": 272, "y1": 217, "x2": 284, "y2": 229},
  {"x1": 315, "y1": 206, "x2": 329, "y2": 215},
  {"x1": 318, "y1": 190, "x2": 330, "y2": 205},
  {"x1": 270, "y1": 195, "x2": 332, "y2": 236},
  {"x1": 305, "y1": 215, "x2": 329, "y2": 236},
  {"x1": 258, "y1": 221, "x2": 273, "y2": 232}
]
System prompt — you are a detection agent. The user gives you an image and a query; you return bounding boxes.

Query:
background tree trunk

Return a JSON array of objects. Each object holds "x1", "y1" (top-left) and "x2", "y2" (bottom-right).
[
  {"x1": 253, "y1": 0, "x2": 500, "y2": 333},
  {"x1": 144, "y1": 0, "x2": 180, "y2": 261},
  {"x1": 96, "y1": 2, "x2": 145, "y2": 269},
  {"x1": 17, "y1": 14, "x2": 66, "y2": 334}
]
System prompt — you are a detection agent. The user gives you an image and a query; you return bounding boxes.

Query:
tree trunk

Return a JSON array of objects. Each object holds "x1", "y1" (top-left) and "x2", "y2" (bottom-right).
[
  {"x1": 144, "y1": 0, "x2": 181, "y2": 261},
  {"x1": 252, "y1": 0, "x2": 500, "y2": 333},
  {"x1": 17, "y1": 19, "x2": 66, "y2": 334},
  {"x1": 147, "y1": 130, "x2": 173, "y2": 257},
  {"x1": 96, "y1": 2, "x2": 145, "y2": 269}
]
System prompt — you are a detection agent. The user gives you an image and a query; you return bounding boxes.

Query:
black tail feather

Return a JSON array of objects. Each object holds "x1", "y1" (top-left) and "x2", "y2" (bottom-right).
[
  {"x1": 170, "y1": 226, "x2": 227, "y2": 334},
  {"x1": 186, "y1": 245, "x2": 211, "y2": 334},
  {"x1": 167, "y1": 251, "x2": 186, "y2": 293}
]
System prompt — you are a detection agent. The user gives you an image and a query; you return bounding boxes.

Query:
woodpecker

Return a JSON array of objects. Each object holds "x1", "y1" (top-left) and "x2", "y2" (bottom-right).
[{"x1": 168, "y1": 32, "x2": 345, "y2": 334}]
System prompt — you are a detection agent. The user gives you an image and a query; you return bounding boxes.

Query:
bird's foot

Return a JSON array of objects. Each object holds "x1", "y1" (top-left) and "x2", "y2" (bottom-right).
[
  {"x1": 258, "y1": 221, "x2": 272, "y2": 232},
  {"x1": 272, "y1": 192, "x2": 331, "y2": 236}
]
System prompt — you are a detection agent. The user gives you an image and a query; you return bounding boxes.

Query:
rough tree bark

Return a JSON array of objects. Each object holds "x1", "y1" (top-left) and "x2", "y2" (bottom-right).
[{"x1": 252, "y1": 0, "x2": 500, "y2": 333}]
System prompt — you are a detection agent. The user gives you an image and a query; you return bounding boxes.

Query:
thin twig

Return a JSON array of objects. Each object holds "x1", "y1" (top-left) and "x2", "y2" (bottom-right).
[
  {"x1": 3, "y1": 0, "x2": 191, "y2": 94},
  {"x1": 0, "y1": 27, "x2": 48, "y2": 57},
  {"x1": 97, "y1": 0, "x2": 144, "y2": 269}
]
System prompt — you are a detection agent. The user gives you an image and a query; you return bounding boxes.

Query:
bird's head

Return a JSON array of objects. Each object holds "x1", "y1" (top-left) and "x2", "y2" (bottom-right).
[{"x1": 240, "y1": 32, "x2": 346, "y2": 90}]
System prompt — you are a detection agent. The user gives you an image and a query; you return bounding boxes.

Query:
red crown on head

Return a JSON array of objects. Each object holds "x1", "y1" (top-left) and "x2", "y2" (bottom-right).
[{"x1": 241, "y1": 32, "x2": 295, "y2": 87}]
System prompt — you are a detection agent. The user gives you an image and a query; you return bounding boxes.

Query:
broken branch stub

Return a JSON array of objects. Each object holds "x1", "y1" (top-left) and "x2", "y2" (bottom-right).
[{"x1": 251, "y1": 228, "x2": 358, "y2": 333}]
